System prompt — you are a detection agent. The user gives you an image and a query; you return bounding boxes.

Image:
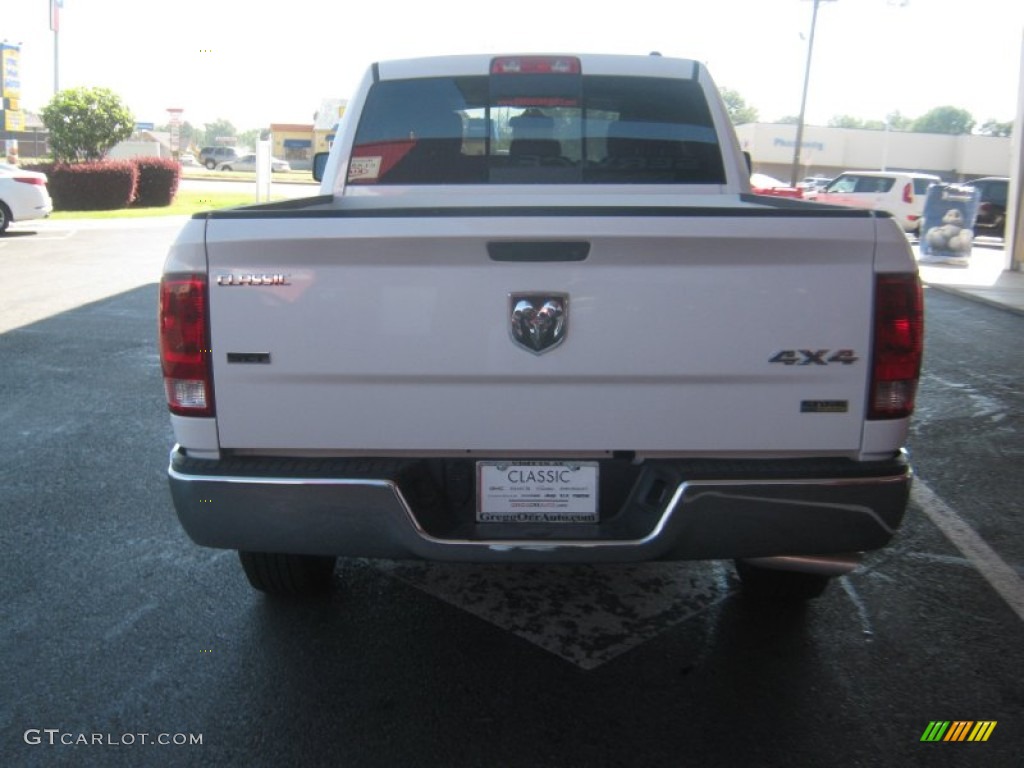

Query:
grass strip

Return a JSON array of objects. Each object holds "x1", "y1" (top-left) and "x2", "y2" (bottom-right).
[{"x1": 48, "y1": 190, "x2": 286, "y2": 220}]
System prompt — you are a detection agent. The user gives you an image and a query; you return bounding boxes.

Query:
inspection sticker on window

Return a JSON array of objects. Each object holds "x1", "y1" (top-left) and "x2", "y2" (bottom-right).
[
  {"x1": 348, "y1": 156, "x2": 382, "y2": 181},
  {"x1": 477, "y1": 461, "x2": 599, "y2": 523}
]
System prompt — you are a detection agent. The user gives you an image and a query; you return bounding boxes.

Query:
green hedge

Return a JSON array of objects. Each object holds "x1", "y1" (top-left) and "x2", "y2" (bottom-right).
[
  {"x1": 20, "y1": 156, "x2": 181, "y2": 210},
  {"x1": 46, "y1": 161, "x2": 138, "y2": 211},
  {"x1": 132, "y1": 157, "x2": 181, "y2": 207}
]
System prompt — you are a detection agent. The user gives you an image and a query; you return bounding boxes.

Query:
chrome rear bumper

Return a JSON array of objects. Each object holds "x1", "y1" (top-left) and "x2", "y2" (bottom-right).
[{"x1": 168, "y1": 447, "x2": 911, "y2": 565}]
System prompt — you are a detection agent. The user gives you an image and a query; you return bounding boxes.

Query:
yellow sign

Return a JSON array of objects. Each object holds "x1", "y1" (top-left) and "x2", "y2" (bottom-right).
[
  {"x1": 5, "y1": 97, "x2": 20, "y2": 112},
  {"x1": 1, "y1": 45, "x2": 20, "y2": 99},
  {"x1": 3, "y1": 110, "x2": 25, "y2": 132}
]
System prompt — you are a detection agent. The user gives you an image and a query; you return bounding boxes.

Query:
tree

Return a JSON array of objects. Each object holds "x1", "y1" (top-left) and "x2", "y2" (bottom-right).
[
  {"x1": 829, "y1": 114, "x2": 865, "y2": 129},
  {"x1": 720, "y1": 88, "x2": 759, "y2": 125},
  {"x1": 978, "y1": 119, "x2": 1013, "y2": 137},
  {"x1": 41, "y1": 87, "x2": 135, "y2": 162},
  {"x1": 885, "y1": 111, "x2": 913, "y2": 131},
  {"x1": 828, "y1": 115, "x2": 885, "y2": 130},
  {"x1": 911, "y1": 106, "x2": 975, "y2": 135},
  {"x1": 156, "y1": 120, "x2": 202, "y2": 151},
  {"x1": 203, "y1": 118, "x2": 237, "y2": 146},
  {"x1": 237, "y1": 128, "x2": 262, "y2": 149}
]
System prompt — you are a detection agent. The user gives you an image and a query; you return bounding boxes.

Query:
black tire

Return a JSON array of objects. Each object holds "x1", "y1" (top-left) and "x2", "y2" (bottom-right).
[
  {"x1": 204, "y1": 159, "x2": 217, "y2": 169},
  {"x1": 734, "y1": 559, "x2": 832, "y2": 601},
  {"x1": 238, "y1": 551, "x2": 337, "y2": 596},
  {"x1": 220, "y1": 165, "x2": 232, "y2": 172},
  {"x1": 0, "y1": 201, "x2": 11, "y2": 233}
]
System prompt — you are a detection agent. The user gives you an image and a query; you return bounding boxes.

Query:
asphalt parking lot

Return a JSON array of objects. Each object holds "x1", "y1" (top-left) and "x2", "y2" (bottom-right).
[{"x1": 1, "y1": 220, "x2": 1022, "y2": 767}]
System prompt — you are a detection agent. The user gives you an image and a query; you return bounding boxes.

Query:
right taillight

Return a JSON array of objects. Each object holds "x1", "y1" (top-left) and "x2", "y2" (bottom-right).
[
  {"x1": 869, "y1": 273, "x2": 923, "y2": 420},
  {"x1": 159, "y1": 273, "x2": 214, "y2": 417}
]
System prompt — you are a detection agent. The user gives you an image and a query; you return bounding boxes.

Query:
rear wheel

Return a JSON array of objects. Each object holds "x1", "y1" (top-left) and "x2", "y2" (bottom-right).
[
  {"x1": 734, "y1": 559, "x2": 832, "y2": 601},
  {"x1": 238, "y1": 551, "x2": 337, "y2": 596},
  {"x1": 204, "y1": 158, "x2": 216, "y2": 169},
  {"x1": 0, "y1": 202, "x2": 11, "y2": 233}
]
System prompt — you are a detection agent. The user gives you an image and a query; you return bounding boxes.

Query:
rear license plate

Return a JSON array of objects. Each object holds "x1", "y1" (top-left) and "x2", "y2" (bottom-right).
[{"x1": 476, "y1": 461, "x2": 599, "y2": 523}]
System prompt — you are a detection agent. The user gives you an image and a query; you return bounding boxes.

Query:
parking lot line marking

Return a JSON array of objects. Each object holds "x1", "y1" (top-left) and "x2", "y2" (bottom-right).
[
  {"x1": 5, "y1": 229, "x2": 78, "y2": 241},
  {"x1": 912, "y1": 479, "x2": 1024, "y2": 623},
  {"x1": 839, "y1": 576, "x2": 874, "y2": 639}
]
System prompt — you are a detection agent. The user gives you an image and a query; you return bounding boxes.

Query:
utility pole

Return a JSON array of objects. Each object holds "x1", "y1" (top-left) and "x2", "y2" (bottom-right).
[
  {"x1": 790, "y1": 0, "x2": 837, "y2": 186},
  {"x1": 50, "y1": 0, "x2": 63, "y2": 94}
]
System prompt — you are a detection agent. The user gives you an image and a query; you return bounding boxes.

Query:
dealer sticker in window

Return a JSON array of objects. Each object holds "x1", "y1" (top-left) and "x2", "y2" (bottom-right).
[
  {"x1": 477, "y1": 461, "x2": 599, "y2": 523},
  {"x1": 348, "y1": 156, "x2": 382, "y2": 182}
]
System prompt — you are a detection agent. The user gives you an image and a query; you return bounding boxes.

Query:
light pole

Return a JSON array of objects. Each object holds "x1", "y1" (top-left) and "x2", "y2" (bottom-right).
[
  {"x1": 50, "y1": 0, "x2": 63, "y2": 94},
  {"x1": 789, "y1": 0, "x2": 837, "y2": 186}
]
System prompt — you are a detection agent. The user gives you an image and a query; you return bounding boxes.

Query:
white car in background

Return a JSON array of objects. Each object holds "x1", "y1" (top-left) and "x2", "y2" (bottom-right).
[
  {"x1": 797, "y1": 175, "x2": 832, "y2": 198},
  {"x1": 815, "y1": 170, "x2": 940, "y2": 234},
  {"x1": 216, "y1": 154, "x2": 291, "y2": 173},
  {"x1": 0, "y1": 164, "x2": 53, "y2": 233}
]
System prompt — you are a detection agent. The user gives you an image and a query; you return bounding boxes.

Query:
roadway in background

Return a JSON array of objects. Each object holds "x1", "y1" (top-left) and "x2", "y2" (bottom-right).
[{"x1": 178, "y1": 175, "x2": 319, "y2": 200}]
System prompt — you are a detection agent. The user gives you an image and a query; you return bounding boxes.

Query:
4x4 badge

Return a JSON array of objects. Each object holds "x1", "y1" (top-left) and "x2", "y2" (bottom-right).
[
  {"x1": 770, "y1": 349, "x2": 859, "y2": 366},
  {"x1": 510, "y1": 293, "x2": 567, "y2": 354}
]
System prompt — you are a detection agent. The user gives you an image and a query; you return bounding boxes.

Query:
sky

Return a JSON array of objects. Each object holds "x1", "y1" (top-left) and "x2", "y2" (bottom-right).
[{"x1": 4, "y1": 0, "x2": 1023, "y2": 132}]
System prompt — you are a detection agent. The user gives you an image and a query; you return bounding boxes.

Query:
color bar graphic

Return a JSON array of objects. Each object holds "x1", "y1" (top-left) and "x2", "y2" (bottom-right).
[
  {"x1": 920, "y1": 720, "x2": 996, "y2": 742},
  {"x1": 945, "y1": 721, "x2": 973, "y2": 741},
  {"x1": 967, "y1": 722, "x2": 997, "y2": 742},
  {"x1": 920, "y1": 721, "x2": 950, "y2": 742}
]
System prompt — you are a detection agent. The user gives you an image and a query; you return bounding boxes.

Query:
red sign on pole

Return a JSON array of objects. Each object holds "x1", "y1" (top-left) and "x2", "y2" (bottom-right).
[
  {"x1": 167, "y1": 109, "x2": 184, "y2": 154},
  {"x1": 50, "y1": 0, "x2": 63, "y2": 33}
]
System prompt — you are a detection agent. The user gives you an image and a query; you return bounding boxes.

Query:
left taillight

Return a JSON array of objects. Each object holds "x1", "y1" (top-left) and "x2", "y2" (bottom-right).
[
  {"x1": 869, "y1": 273, "x2": 924, "y2": 420},
  {"x1": 902, "y1": 182, "x2": 913, "y2": 204},
  {"x1": 159, "y1": 273, "x2": 214, "y2": 417}
]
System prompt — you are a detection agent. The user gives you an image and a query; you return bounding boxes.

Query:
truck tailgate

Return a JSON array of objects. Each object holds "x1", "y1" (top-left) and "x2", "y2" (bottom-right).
[{"x1": 204, "y1": 210, "x2": 877, "y2": 456}]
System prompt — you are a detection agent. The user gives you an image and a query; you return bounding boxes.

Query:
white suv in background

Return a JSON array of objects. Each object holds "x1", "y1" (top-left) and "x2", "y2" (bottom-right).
[{"x1": 816, "y1": 171, "x2": 940, "y2": 234}]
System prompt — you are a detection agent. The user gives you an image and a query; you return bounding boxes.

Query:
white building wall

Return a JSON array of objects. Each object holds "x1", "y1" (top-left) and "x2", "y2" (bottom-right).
[
  {"x1": 957, "y1": 135, "x2": 1015, "y2": 178},
  {"x1": 856, "y1": 131, "x2": 954, "y2": 173},
  {"x1": 735, "y1": 123, "x2": 1012, "y2": 180},
  {"x1": 107, "y1": 140, "x2": 166, "y2": 160}
]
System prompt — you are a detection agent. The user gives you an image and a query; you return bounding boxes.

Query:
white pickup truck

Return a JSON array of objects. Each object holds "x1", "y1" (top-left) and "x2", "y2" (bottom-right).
[{"x1": 160, "y1": 54, "x2": 923, "y2": 599}]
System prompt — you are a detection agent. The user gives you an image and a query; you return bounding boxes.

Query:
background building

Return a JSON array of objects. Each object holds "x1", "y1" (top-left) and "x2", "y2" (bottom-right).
[
  {"x1": 108, "y1": 128, "x2": 172, "y2": 160},
  {"x1": 314, "y1": 98, "x2": 348, "y2": 154},
  {"x1": 0, "y1": 109, "x2": 48, "y2": 159},
  {"x1": 735, "y1": 123, "x2": 1013, "y2": 182},
  {"x1": 267, "y1": 102, "x2": 347, "y2": 170},
  {"x1": 270, "y1": 123, "x2": 314, "y2": 171}
]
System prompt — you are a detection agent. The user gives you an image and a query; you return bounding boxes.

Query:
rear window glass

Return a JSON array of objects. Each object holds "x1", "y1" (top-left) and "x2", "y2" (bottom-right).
[
  {"x1": 912, "y1": 178, "x2": 935, "y2": 195},
  {"x1": 983, "y1": 182, "x2": 1008, "y2": 206},
  {"x1": 966, "y1": 180, "x2": 1007, "y2": 205},
  {"x1": 348, "y1": 74, "x2": 725, "y2": 185},
  {"x1": 827, "y1": 175, "x2": 896, "y2": 194}
]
